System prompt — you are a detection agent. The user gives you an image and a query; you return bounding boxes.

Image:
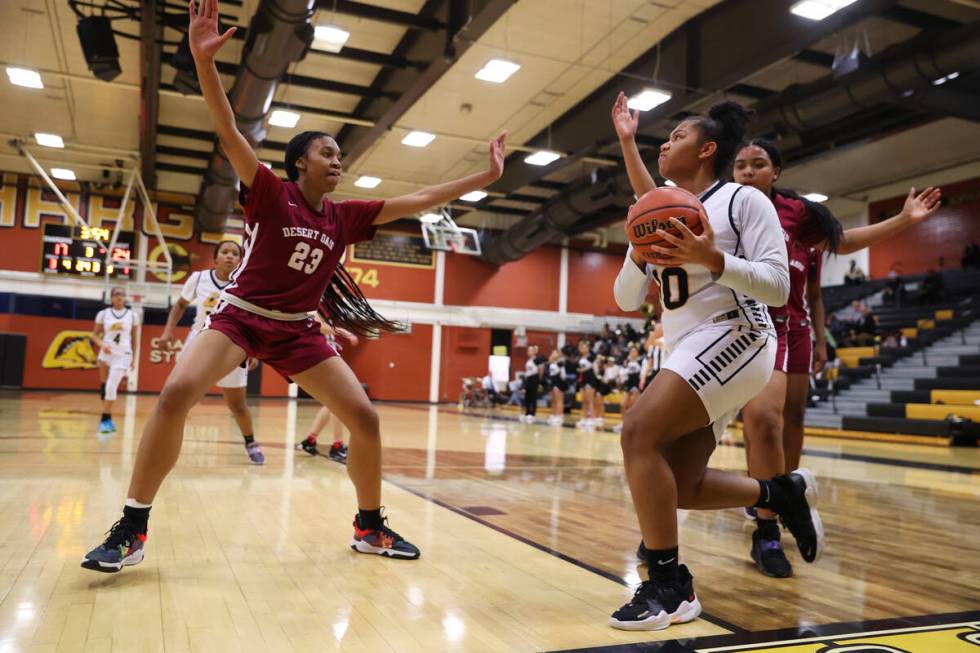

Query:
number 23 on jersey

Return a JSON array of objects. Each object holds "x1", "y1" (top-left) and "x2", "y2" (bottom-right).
[{"x1": 287, "y1": 242, "x2": 324, "y2": 274}]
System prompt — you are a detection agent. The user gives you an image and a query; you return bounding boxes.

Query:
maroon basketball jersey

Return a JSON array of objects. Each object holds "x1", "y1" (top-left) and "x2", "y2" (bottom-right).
[
  {"x1": 769, "y1": 192, "x2": 825, "y2": 321},
  {"x1": 785, "y1": 243, "x2": 812, "y2": 321},
  {"x1": 227, "y1": 165, "x2": 384, "y2": 314}
]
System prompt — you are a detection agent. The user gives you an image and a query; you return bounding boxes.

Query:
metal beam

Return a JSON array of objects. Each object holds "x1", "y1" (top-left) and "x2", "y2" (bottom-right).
[
  {"x1": 317, "y1": 0, "x2": 445, "y2": 31},
  {"x1": 881, "y1": 5, "x2": 962, "y2": 30},
  {"x1": 793, "y1": 49, "x2": 835, "y2": 69},
  {"x1": 139, "y1": 0, "x2": 163, "y2": 189},
  {"x1": 339, "y1": 0, "x2": 516, "y2": 165},
  {"x1": 485, "y1": 0, "x2": 899, "y2": 197}
]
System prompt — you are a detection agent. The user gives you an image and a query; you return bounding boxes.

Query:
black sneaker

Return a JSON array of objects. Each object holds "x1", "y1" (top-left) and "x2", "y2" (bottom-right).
[
  {"x1": 328, "y1": 442, "x2": 348, "y2": 464},
  {"x1": 609, "y1": 565, "x2": 701, "y2": 631},
  {"x1": 80, "y1": 517, "x2": 147, "y2": 573},
  {"x1": 297, "y1": 436, "x2": 318, "y2": 456},
  {"x1": 751, "y1": 525, "x2": 793, "y2": 578},
  {"x1": 773, "y1": 468, "x2": 824, "y2": 563},
  {"x1": 351, "y1": 512, "x2": 421, "y2": 560}
]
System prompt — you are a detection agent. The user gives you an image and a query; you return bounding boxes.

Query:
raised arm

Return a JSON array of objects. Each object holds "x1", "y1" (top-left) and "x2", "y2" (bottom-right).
[
  {"x1": 374, "y1": 133, "x2": 506, "y2": 224},
  {"x1": 612, "y1": 92, "x2": 657, "y2": 197},
  {"x1": 189, "y1": 0, "x2": 258, "y2": 186},
  {"x1": 835, "y1": 187, "x2": 941, "y2": 255}
]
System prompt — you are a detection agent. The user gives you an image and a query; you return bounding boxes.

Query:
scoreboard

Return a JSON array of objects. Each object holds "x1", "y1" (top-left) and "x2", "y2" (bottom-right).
[{"x1": 40, "y1": 224, "x2": 134, "y2": 278}]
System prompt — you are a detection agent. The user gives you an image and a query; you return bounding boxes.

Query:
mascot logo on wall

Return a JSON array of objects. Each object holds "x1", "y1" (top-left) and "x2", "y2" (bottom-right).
[{"x1": 42, "y1": 331, "x2": 98, "y2": 369}]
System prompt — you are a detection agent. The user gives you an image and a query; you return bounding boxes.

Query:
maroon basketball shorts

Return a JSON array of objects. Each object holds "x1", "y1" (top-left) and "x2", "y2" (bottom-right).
[
  {"x1": 785, "y1": 325, "x2": 814, "y2": 375},
  {"x1": 773, "y1": 319, "x2": 789, "y2": 374},
  {"x1": 206, "y1": 304, "x2": 337, "y2": 379}
]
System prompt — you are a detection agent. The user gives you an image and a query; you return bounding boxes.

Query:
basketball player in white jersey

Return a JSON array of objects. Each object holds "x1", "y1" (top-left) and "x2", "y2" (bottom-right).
[
  {"x1": 159, "y1": 240, "x2": 265, "y2": 465},
  {"x1": 606, "y1": 94, "x2": 823, "y2": 631},
  {"x1": 90, "y1": 287, "x2": 139, "y2": 434}
]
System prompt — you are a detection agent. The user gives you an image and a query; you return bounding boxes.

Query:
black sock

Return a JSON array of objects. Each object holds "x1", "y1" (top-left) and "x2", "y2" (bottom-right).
[
  {"x1": 243, "y1": 434, "x2": 254, "y2": 445},
  {"x1": 122, "y1": 505, "x2": 150, "y2": 533},
  {"x1": 756, "y1": 518, "x2": 780, "y2": 539},
  {"x1": 753, "y1": 478, "x2": 789, "y2": 512},
  {"x1": 100, "y1": 384, "x2": 106, "y2": 400},
  {"x1": 100, "y1": 412, "x2": 111, "y2": 422},
  {"x1": 357, "y1": 508, "x2": 382, "y2": 530},
  {"x1": 646, "y1": 545, "x2": 680, "y2": 584}
]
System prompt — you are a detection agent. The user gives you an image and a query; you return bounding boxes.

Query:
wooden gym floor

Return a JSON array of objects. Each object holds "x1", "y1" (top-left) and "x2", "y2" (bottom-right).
[{"x1": 0, "y1": 391, "x2": 978, "y2": 652}]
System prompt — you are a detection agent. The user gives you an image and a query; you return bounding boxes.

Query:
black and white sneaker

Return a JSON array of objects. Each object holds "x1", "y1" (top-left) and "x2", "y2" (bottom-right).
[
  {"x1": 328, "y1": 442, "x2": 348, "y2": 464},
  {"x1": 609, "y1": 565, "x2": 701, "y2": 631},
  {"x1": 773, "y1": 468, "x2": 824, "y2": 563},
  {"x1": 751, "y1": 524, "x2": 793, "y2": 578}
]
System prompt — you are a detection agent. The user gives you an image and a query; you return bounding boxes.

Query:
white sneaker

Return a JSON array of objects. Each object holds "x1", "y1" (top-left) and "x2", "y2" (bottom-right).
[
  {"x1": 576, "y1": 418, "x2": 594, "y2": 429},
  {"x1": 612, "y1": 423, "x2": 623, "y2": 433},
  {"x1": 593, "y1": 417, "x2": 605, "y2": 426}
]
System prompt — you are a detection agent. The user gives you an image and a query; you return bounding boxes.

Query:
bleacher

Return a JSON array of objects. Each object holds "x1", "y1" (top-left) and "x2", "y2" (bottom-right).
[{"x1": 806, "y1": 269, "x2": 980, "y2": 444}]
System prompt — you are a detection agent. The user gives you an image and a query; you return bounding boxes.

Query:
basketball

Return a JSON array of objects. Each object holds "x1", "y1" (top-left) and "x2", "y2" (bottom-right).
[{"x1": 626, "y1": 186, "x2": 706, "y2": 261}]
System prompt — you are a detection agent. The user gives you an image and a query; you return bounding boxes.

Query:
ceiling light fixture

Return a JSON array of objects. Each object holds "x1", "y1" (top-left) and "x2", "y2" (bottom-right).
[
  {"x1": 627, "y1": 89, "x2": 672, "y2": 111},
  {"x1": 790, "y1": 0, "x2": 858, "y2": 21},
  {"x1": 313, "y1": 24, "x2": 350, "y2": 53},
  {"x1": 803, "y1": 192, "x2": 829, "y2": 202},
  {"x1": 460, "y1": 190, "x2": 487, "y2": 202},
  {"x1": 35, "y1": 133, "x2": 65, "y2": 148},
  {"x1": 6, "y1": 67, "x2": 43, "y2": 89},
  {"x1": 354, "y1": 176, "x2": 382, "y2": 189},
  {"x1": 419, "y1": 212, "x2": 441, "y2": 224},
  {"x1": 269, "y1": 109, "x2": 300, "y2": 128},
  {"x1": 402, "y1": 131, "x2": 436, "y2": 148},
  {"x1": 475, "y1": 58, "x2": 521, "y2": 83},
  {"x1": 524, "y1": 151, "x2": 561, "y2": 166},
  {"x1": 51, "y1": 168, "x2": 77, "y2": 181}
]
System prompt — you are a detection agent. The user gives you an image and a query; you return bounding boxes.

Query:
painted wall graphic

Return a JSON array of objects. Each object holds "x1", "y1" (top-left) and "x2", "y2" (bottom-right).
[
  {"x1": 41, "y1": 330, "x2": 98, "y2": 369},
  {"x1": 0, "y1": 171, "x2": 243, "y2": 281}
]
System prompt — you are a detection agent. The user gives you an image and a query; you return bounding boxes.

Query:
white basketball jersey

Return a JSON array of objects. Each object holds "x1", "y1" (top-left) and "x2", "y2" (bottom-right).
[
  {"x1": 180, "y1": 270, "x2": 233, "y2": 335},
  {"x1": 95, "y1": 308, "x2": 138, "y2": 355},
  {"x1": 616, "y1": 181, "x2": 788, "y2": 349}
]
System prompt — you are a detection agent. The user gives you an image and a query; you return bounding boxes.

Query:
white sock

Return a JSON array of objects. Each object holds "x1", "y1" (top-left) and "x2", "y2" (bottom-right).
[{"x1": 125, "y1": 498, "x2": 152, "y2": 509}]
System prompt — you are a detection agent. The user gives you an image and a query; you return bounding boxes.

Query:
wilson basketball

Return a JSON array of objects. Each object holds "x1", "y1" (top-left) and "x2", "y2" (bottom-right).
[{"x1": 626, "y1": 186, "x2": 705, "y2": 261}]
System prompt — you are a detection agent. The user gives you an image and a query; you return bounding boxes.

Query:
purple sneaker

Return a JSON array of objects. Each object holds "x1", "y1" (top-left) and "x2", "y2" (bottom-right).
[{"x1": 246, "y1": 442, "x2": 265, "y2": 465}]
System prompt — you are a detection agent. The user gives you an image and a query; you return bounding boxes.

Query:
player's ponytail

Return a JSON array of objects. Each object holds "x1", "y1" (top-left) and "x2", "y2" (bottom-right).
[
  {"x1": 692, "y1": 101, "x2": 752, "y2": 178},
  {"x1": 748, "y1": 138, "x2": 844, "y2": 254},
  {"x1": 318, "y1": 264, "x2": 406, "y2": 337}
]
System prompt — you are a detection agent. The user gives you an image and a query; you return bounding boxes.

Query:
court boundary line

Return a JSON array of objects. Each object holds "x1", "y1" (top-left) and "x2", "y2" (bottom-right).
[{"x1": 544, "y1": 612, "x2": 980, "y2": 652}]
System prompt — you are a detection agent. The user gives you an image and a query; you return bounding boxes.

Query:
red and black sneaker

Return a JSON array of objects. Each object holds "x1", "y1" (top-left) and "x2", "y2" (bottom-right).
[{"x1": 351, "y1": 511, "x2": 420, "y2": 560}]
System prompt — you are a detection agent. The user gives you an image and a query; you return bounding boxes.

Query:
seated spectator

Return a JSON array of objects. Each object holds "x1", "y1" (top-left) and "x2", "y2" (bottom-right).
[
  {"x1": 505, "y1": 374, "x2": 524, "y2": 406},
  {"x1": 481, "y1": 374, "x2": 500, "y2": 406},
  {"x1": 962, "y1": 242, "x2": 980, "y2": 270},
  {"x1": 844, "y1": 260, "x2": 867, "y2": 286},
  {"x1": 883, "y1": 265, "x2": 906, "y2": 306},
  {"x1": 919, "y1": 269, "x2": 944, "y2": 304}
]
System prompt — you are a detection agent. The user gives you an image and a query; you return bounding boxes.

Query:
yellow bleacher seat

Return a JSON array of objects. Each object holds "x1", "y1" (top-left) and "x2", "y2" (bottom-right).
[
  {"x1": 931, "y1": 390, "x2": 980, "y2": 406},
  {"x1": 837, "y1": 346, "x2": 876, "y2": 368},
  {"x1": 900, "y1": 327, "x2": 918, "y2": 339},
  {"x1": 917, "y1": 319, "x2": 935, "y2": 330},
  {"x1": 935, "y1": 309, "x2": 954, "y2": 321},
  {"x1": 906, "y1": 403, "x2": 980, "y2": 421}
]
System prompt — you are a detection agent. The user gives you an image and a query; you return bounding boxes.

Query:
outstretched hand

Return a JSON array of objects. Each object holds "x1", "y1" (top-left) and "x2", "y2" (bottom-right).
[
  {"x1": 611, "y1": 91, "x2": 639, "y2": 142},
  {"x1": 901, "y1": 186, "x2": 942, "y2": 224},
  {"x1": 488, "y1": 132, "x2": 507, "y2": 181},
  {"x1": 188, "y1": 0, "x2": 237, "y2": 61}
]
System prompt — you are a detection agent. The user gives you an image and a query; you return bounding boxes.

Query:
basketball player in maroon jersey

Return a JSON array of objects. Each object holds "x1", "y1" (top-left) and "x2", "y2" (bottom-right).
[
  {"x1": 733, "y1": 139, "x2": 941, "y2": 578},
  {"x1": 81, "y1": 0, "x2": 506, "y2": 572}
]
